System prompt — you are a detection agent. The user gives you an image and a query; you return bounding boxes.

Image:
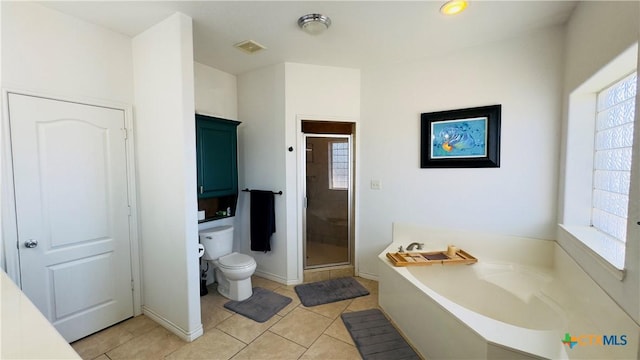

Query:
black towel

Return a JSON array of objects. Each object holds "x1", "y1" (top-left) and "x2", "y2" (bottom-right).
[{"x1": 250, "y1": 190, "x2": 276, "y2": 252}]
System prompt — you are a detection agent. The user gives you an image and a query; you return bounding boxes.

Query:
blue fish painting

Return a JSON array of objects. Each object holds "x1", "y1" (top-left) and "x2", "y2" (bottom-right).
[{"x1": 431, "y1": 117, "x2": 487, "y2": 158}]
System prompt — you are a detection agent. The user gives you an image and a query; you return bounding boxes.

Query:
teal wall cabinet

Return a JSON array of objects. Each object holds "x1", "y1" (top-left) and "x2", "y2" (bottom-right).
[{"x1": 196, "y1": 114, "x2": 240, "y2": 199}]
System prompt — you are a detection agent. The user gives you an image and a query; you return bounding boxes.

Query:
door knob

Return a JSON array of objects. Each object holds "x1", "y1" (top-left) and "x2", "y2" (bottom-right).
[{"x1": 24, "y1": 239, "x2": 38, "y2": 248}]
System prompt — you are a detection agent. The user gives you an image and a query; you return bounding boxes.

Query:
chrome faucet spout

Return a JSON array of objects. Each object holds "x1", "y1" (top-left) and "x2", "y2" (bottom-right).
[{"x1": 406, "y1": 242, "x2": 424, "y2": 251}]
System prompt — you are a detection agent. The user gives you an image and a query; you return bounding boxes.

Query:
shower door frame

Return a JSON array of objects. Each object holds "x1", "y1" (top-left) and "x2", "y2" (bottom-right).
[{"x1": 302, "y1": 133, "x2": 353, "y2": 270}]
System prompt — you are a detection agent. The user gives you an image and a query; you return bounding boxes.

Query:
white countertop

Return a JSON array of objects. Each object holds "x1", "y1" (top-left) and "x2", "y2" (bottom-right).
[{"x1": 1, "y1": 271, "x2": 80, "y2": 359}]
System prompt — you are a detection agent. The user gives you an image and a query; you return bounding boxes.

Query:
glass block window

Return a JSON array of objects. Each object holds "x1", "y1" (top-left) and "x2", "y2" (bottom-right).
[
  {"x1": 592, "y1": 72, "x2": 637, "y2": 243},
  {"x1": 329, "y1": 141, "x2": 349, "y2": 190}
]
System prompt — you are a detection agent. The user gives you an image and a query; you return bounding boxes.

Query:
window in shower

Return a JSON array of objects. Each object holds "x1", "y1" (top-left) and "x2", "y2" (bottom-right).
[{"x1": 329, "y1": 141, "x2": 349, "y2": 190}]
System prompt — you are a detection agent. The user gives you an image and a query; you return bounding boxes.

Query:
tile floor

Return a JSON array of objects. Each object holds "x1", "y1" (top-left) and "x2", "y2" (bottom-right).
[{"x1": 71, "y1": 276, "x2": 381, "y2": 360}]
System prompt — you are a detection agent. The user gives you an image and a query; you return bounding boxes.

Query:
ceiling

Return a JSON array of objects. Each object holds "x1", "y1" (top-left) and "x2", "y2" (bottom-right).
[{"x1": 39, "y1": 1, "x2": 578, "y2": 75}]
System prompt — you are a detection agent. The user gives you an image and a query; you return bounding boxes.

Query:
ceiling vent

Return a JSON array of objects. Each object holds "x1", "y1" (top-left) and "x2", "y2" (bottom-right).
[{"x1": 234, "y1": 40, "x2": 266, "y2": 54}]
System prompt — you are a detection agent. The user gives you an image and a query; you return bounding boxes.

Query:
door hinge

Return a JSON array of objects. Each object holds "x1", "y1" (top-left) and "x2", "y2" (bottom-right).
[
  {"x1": 131, "y1": 279, "x2": 134, "y2": 291},
  {"x1": 122, "y1": 128, "x2": 128, "y2": 140},
  {"x1": 127, "y1": 205, "x2": 132, "y2": 217}
]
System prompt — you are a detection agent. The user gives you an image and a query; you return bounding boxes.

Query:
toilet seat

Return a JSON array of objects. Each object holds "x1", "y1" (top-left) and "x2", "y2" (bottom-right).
[{"x1": 218, "y1": 252, "x2": 256, "y2": 270}]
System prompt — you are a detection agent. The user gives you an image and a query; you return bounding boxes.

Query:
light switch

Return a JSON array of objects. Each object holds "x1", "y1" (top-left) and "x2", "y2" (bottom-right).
[{"x1": 371, "y1": 179, "x2": 382, "y2": 190}]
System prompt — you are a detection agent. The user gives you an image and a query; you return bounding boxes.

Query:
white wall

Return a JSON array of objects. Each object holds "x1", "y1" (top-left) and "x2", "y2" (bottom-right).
[
  {"x1": 1, "y1": 2, "x2": 133, "y2": 104},
  {"x1": 561, "y1": 2, "x2": 639, "y2": 94},
  {"x1": 132, "y1": 13, "x2": 202, "y2": 341},
  {"x1": 237, "y1": 64, "x2": 287, "y2": 282},
  {"x1": 557, "y1": 1, "x2": 640, "y2": 324},
  {"x1": 1, "y1": 1, "x2": 134, "y2": 279},
  {"x1": 284, "y1": 63, "x2": 360, "y2": 120},
  {"x1": 358, "y1": 27, "x2": 565, "y2": 277},
  {"x1": 194, "y1": 62, "x2": 237, "y2": 120},
  {"x1": 237, "y1": 63, "x2": 360, "y2": 284},
  {"x1": 284, "y1": 63, "x2": 360, "y2": 281}
]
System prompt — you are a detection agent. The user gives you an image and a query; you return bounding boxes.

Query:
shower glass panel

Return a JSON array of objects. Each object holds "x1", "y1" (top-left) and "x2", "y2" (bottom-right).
[{"x1": 304, "y1": 135, "x2": 351, "y2": 268}]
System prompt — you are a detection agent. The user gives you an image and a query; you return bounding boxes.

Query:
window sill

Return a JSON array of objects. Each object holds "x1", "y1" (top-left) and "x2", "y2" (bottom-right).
[{"x1": 558, "y1": 224, "x2": 626, "y2": 280}]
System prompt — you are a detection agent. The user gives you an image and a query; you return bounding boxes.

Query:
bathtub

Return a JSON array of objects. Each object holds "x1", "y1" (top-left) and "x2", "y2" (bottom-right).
[{"x1": 378, "y1": 224, "x2": 639, "y2": 360}]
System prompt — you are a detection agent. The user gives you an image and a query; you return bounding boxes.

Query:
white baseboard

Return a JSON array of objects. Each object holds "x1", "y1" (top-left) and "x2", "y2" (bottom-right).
[
  {"x1": 254, "y1": 269, "x2": 300, "y2": 285},
  {"x1": 142, "y1": 306, "x2": 203, "y2": 342},
  {"x1": 355, "y1": 270, "x2": 379, "y2": 282}
]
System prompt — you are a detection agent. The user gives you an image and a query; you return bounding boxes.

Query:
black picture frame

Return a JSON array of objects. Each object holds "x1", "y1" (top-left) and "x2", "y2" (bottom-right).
[{"x1": 420, "y1": 105, "x2": 501, "y2": 168}]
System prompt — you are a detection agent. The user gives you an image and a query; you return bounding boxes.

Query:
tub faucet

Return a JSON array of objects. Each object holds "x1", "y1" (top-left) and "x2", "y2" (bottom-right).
[{"x1": 406, "y1": 242, "x2": 424, "y2": 251}]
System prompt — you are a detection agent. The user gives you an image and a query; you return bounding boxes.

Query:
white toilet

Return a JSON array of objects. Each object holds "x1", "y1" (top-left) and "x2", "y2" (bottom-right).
[{"x1": 199, "y1": 225, "x2": 257, "y2": 301}]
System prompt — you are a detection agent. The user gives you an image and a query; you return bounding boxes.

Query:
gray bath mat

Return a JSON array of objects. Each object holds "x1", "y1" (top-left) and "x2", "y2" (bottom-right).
[
  {"x1": 223, "y1": 287, "x2": 292, "y2": 323},
  {"x1": 294, "y1": 277, "x2": 369, "y2": 307},
  {"x1": 341, "y1": 309, "x2": 420, "y2": 360}
]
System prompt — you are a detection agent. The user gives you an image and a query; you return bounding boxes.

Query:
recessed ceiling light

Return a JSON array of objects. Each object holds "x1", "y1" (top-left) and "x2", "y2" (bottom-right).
[
  {"x1": 234, "y1": 40, "x2": 266, "y2": 54},
  {"x1": 297, "y1": 14, "x2": 332, "y2": 35},
  {"x1": 440, "y1": 0, "x2": 468, "y2": 16}
]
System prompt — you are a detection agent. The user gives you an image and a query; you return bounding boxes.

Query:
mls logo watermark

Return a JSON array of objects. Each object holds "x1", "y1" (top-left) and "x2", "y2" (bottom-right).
[{"x1": 562, "y1": 333, "x2": 628, "y2": 349}]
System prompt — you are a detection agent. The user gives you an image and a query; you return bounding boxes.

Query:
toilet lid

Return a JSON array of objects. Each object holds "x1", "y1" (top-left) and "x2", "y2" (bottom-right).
[{"x1": 218, "y1": 252, "x2": 255, "y2": 269}]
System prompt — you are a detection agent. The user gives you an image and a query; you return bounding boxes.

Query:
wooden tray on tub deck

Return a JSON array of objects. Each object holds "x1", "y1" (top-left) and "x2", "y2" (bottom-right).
[{"x1": 386, "y1": 249, "x2": 477, "y2": 267}]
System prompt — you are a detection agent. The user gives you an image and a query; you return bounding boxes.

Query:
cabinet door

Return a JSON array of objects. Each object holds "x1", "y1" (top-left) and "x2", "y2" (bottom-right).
[{"x1": 196, "y1": 115, "x2": 240, "y2": 198}]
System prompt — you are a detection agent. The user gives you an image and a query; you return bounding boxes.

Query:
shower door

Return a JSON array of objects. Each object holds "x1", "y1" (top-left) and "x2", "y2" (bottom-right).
[{"x1": 303, "y1": 134, "x2": 352, "y2": 268}]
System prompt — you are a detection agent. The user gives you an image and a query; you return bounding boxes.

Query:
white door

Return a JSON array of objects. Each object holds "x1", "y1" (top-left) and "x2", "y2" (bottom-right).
[{"x1": 9, "y1": 93, "x2": 134, "y2": 342}]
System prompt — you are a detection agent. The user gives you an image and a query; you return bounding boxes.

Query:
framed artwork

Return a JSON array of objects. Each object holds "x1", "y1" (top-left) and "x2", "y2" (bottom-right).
[{"x1": 420, "y1": 105, "x2": 501, "y2": 168}]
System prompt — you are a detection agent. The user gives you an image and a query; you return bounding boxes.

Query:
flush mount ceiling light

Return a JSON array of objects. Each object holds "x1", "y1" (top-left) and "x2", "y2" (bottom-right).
[
  {"x1": 297, "y1": 13, "x2": 332, "y2": 35},
  {"x1": 440, "y1": 0, "x2": 468, "y2": 15},
  {"x1": 234, "y1": 40, "x2": 266, "y2": 54}
]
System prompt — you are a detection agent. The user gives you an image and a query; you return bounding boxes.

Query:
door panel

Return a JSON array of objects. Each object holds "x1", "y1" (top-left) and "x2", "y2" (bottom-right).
[
  {"x1": 201, "y1": 126, "x2": 234, "y2": 193},
  {"x1": 41, "y1": 120, "x2": 111, "y2": 247},
  {"x1": 51, "y1": 253, "x2": 114, "y2": 319},
  {"x1": 9, "y1": 93, "x2": 133, "y2": 342},
  {"x1": 195, "y1": 115, "x2": 240, "y2": 198}
]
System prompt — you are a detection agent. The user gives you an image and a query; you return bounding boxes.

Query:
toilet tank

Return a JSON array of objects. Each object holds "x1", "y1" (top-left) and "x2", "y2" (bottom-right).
[{"x1": 199, "y1": 225, "x2": 234, "y2": 260}]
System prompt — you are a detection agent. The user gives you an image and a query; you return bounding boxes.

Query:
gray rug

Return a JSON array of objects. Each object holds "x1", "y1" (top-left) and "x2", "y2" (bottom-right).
[
  {"x1": 294, "y1": 277, "x2": 369, "y2": 307},
  {"x1": 341, "y1": 309, "x2": 420, "y2": 360},
  {"x1": 223, "y1": 287, "x2": 292, "y2": 323}
]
